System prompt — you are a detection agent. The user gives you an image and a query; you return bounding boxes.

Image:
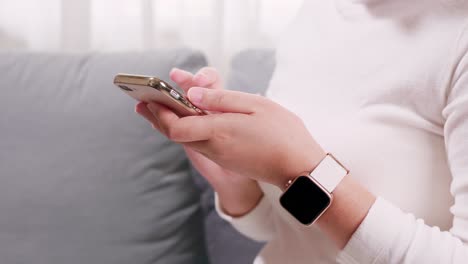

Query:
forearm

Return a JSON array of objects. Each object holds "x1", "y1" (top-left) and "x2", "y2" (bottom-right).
[
  {"x1": 315, "y1": 175, "x2": 376, "y2": 249},
  {"x1": 334, "y1": 195, "x2": 468, "y2": 264}
]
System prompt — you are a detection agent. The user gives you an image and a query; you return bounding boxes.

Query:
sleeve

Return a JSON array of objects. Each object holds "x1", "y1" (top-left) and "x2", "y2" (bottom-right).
[
  {"x1": 215, "y1": 191, "x2": 277, "y2": 242},
  {"x1": 337, "y1": 24, "x2": 468, "y2": 264}
]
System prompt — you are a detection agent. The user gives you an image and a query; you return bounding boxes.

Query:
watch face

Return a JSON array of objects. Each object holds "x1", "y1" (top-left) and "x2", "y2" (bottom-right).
[{"x1": 280, "y1": 176, "x2": 332, "y2": 225}]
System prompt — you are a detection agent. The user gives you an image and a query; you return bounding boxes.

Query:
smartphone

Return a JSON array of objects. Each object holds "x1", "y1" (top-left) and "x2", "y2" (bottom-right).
[{"x1": 113, "y1": 73, "x2": 206, "y2": 117}]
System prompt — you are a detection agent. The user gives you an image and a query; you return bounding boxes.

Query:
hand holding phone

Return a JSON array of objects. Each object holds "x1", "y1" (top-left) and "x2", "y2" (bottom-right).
[
  {"x1": 135, "y1": 67, "x2": 265, "y2": 217},
  {"x1": 114, "y1": 73, "x2": 206, "y2": 117}
]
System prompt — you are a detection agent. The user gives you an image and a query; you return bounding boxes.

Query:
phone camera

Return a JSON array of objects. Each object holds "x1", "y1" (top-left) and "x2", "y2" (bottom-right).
[{"x1": 118, "y1": 85, "x2": 133, "y2": 92}]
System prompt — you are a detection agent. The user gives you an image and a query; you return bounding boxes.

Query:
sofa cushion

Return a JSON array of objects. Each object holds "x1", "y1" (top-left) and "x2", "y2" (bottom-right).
[{"x1": 0, "y1": 50, "x2": 209, "y2": 264}]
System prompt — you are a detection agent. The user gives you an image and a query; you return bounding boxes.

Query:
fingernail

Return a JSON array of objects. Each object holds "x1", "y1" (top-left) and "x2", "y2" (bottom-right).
[
  {"x1": 171, "y1": 68, "x2": 192, "y2": 83},
  {"x1": 170, "y1": 67, "x2": 179, "y2": 75},
  {"x1": 170, "y1": 68, "x2": 181, "y2": 82},
  {"x1": 135, "y1": 102, "x2": 146, "y2": 113},
  {"x1": 188, "y1": 87, "x2": 204, "y2": 105}
]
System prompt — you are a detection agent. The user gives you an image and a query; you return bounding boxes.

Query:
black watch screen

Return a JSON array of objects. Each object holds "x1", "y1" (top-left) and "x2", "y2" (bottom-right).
[{"x1": 280, "y1": 176, "x2": 332, "y2": 225}]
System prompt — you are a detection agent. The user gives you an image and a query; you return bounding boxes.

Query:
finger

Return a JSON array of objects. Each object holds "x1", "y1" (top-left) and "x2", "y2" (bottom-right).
[
  {"x1": 135, "y1": 102, "x2": 161, "y2": 130},
  {"x1": 187, "y1": 87, "x2": 263, "y2": 113},
  {"x1": 147, "y1": 102, "x2": 219, "y2": 142},
  {"x1": 170, "y1": 68, "x2": 194, "y2": 93},
  {"x1": 192, "y1": 67, "x2": 222, "y2": 90},
  {"x1": 183, "y1": 142, "x2": 212, "y2": 158},
  {"x1": 147, "y1": 103, "x2": 179, "y2": 137},
  {"x1": 184, "y1": 141, "x2": 227, "y2": 170},
  {"x1": 183, "y1": 145, "x2": 212, "y2": 165},
  {"x1": 167, "y1": 115, "x2": 218, "y2": 142}
]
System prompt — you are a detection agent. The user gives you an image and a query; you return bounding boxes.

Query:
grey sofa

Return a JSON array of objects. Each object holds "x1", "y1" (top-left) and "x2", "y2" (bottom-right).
[{"x1": 0, "y1": 48, "x2": 275, "y2": 264}]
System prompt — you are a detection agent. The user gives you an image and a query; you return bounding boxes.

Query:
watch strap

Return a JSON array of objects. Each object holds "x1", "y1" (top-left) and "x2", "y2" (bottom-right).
[{"x1": 309, "y1": 154, "x2": 348, "y2": 193}]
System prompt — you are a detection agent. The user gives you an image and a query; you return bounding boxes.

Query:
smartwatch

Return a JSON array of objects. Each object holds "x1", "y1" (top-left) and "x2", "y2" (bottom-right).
[{"x1": 279, "y1": 153, "x2": 349, "y2": 225}]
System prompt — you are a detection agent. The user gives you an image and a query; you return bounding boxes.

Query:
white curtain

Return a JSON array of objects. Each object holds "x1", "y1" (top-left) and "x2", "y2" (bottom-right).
[{"x1": 0, "y1": 0, "x2": 302, "y2": 71}]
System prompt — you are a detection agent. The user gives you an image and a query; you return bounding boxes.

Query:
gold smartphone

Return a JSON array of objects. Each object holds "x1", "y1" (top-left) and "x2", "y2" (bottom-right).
[{"x1": 113, "y1": 73, "x2": 206, "y2": 117}]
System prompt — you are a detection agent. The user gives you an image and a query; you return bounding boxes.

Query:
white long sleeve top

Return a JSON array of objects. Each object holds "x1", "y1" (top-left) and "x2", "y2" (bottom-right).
[{"x1": 215, "y1": 0, "x2": 468, "y2": 263}]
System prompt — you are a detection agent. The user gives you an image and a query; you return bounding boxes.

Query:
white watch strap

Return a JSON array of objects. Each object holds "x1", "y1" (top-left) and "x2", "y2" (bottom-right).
[{"x1": 309, "y1": 154, "x2": 348, "y2": 193}]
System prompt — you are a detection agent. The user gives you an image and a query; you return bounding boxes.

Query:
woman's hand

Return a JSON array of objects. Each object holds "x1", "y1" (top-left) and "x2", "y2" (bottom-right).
[
  {"x1": 146, "y1": 86, "x2": 327, "y2": 189},
  {"x1": 136, "y1": 67, "x2": 263, "y2": 217},
  {"x1": 136, "y1": 67, "x2": 237, "y2": 187}
]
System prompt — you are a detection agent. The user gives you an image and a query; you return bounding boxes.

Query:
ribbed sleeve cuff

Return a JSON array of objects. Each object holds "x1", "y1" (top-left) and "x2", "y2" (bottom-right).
[
  {"x1": 214, "y1": 192, "x2": 274, "y2": 241},
  {"x1": 214, "y1": 192, "x2": 270, "y2": 223},
  {"x1": 337, "y1": 197, "x2": 403, "y2": 264}
]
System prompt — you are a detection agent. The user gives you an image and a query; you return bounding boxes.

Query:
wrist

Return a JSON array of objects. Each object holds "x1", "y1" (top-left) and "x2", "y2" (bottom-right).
[
  {"x1": 210, "y1": 170, "x2": 256, "y2": 191},
  {"x1": 215, "y1": 177, "x2": 263, "y2": 217},
  {"x1": 277, "y1": 147, "x2": 327, "y2": 191}
]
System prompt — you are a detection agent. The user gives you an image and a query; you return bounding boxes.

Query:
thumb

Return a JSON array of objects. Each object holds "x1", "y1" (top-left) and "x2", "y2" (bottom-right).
[{"x1": 187, "y1": 87, "x2": 262, "y2": 113}]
